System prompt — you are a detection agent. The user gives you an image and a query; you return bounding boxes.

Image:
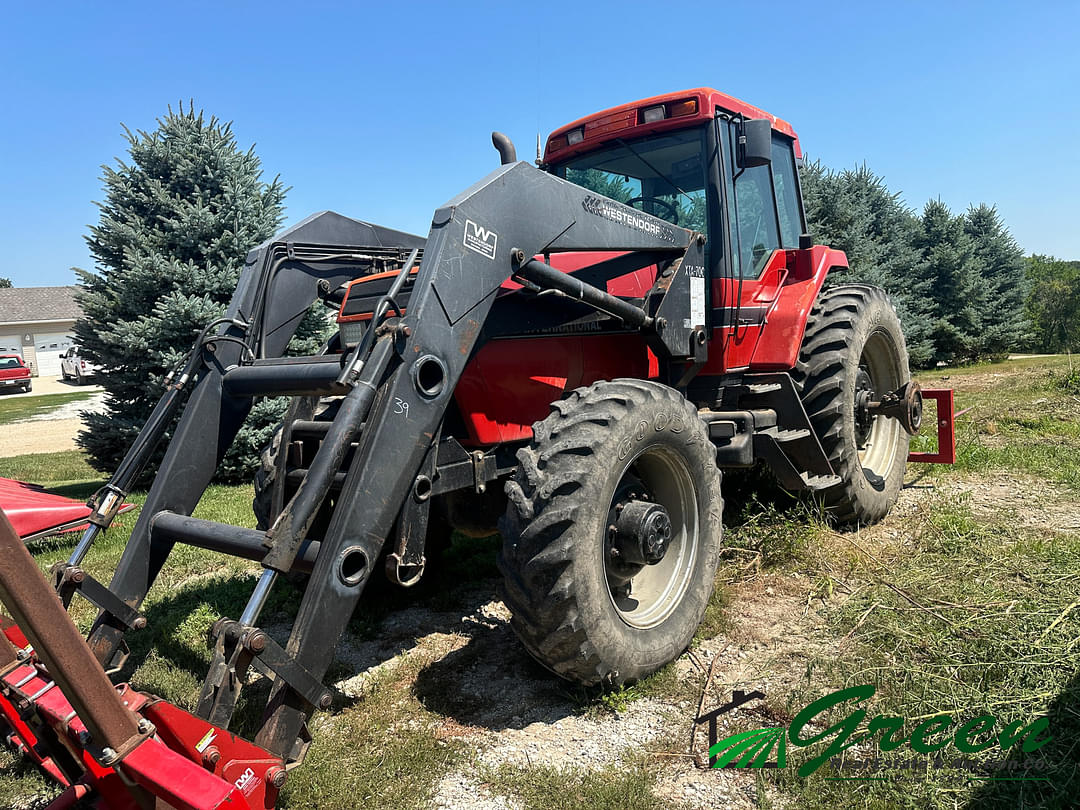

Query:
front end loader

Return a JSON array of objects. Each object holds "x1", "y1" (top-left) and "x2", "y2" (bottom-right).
[{"x1": 0, "y1": 87, "x2": 954, "y2": 808}]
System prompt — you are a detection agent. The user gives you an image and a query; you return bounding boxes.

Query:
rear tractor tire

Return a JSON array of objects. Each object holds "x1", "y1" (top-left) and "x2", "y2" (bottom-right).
[
  {"x1": 499, "y1": 379, "x2": 723, "y2": 686},
  {"x1": 794, "y1": 284, "x2": 912, "y2": 527}
]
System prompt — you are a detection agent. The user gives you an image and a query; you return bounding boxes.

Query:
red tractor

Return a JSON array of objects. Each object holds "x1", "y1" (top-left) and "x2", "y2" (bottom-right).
[{"x1": 0, "y1": 88, "x2": 954, "y2": 809}]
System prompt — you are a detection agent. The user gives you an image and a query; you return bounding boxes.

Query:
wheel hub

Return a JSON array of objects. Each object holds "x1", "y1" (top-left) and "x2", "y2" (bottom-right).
[
  {"x1": 606, "y1": 495, "x2": 673, "y2": 586},
  {"x1": 856, "y1": 377, "x2": 924, "y2": 439},
  {"x1": 854, "y1": 366, "x2": 875, "y2": 446}
]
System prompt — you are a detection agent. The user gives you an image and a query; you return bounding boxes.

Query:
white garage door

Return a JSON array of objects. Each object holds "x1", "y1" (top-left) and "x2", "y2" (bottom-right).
[
  {"x1": 0, "y1": 335, "x2": 21, "y2": 357},
  {"x1": 34, "y1": 332, "x2": 74, "y2": 376}
]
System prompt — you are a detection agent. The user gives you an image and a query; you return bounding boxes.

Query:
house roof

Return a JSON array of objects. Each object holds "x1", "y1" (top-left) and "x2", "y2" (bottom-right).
[{"x1": 0, "y1": 287, "x2": 83, "y2": 324}]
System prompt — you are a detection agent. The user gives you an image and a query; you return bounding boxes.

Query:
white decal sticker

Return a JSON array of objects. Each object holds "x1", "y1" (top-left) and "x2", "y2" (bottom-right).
[
  {"x1": 235, "y1": 767, "x2": 259, "y2": 796},
  {"x1": 195, "y1": 729, "x2": 217, "y2": 753},
  {"x1": 464, "y1": 219, "x2": 498, "y2": 260},
  {"x1": 687, "y1": 265, "x2": 706, "y2": 328}
]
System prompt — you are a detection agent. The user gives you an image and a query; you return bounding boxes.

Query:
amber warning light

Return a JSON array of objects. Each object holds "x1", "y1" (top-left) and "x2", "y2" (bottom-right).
[{"x1": 547, "y1": 98, "x2": 700, "y2": 157}]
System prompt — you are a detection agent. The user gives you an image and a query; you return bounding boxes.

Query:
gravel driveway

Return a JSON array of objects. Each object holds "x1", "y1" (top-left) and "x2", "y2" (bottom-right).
[{"x1": 0, "y1": 377, "x2": 106, "y2": 458}]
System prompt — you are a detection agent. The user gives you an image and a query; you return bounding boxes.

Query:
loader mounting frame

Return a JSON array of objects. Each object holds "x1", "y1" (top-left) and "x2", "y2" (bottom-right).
[{"x1": 0, "y1": 161, "x2": 708, "y2": 809}]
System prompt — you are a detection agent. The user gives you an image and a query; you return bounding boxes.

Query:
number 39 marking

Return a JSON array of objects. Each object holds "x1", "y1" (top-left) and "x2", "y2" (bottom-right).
[{"x1": 394, "y1": 398, "x2": 410, "y2": 417}]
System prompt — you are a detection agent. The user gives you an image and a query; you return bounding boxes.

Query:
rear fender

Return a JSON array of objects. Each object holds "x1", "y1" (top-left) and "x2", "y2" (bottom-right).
[{"x1": 748, "y1": 246, "x2": 848, "y2": 371}]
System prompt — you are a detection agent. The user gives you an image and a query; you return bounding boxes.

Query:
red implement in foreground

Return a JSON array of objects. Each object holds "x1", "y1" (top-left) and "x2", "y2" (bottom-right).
[
  {"x1": 0, "y1": 477, "x2": 133, "y2": 542},
  {"x1": 0, "y1": 510, "x2": 284, "y2": 810},
  {"x1": 1, "y1": 478, "x2": 94, "y2": 541}
]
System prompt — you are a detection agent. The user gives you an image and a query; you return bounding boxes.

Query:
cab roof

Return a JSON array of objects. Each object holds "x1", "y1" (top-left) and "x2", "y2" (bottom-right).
[{"x1": 544, "y1": 87, "x2": 801, "y2": 165}]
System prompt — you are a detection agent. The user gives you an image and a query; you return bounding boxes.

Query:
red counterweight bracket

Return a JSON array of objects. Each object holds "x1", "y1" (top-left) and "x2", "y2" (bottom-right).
[{"x1": 908, "y1": 388, "x2": 956, "y2": 464}]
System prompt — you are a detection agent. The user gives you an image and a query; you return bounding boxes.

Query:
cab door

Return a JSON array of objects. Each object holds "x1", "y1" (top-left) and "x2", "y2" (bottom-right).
[{"x1": 706, "y1": 117, "x2": 805, "y2": 373}]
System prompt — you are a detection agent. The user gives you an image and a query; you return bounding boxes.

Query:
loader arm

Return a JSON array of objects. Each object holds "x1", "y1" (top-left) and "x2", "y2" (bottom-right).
[{"x1": 254, "y1": 162, "x2": 705, "y2": 755}]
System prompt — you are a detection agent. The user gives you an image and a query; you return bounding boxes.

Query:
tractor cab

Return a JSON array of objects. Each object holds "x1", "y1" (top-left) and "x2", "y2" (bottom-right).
[
  {"x1": 544, "y1": 88, "x2": 808, "y2": 287},
  {"x1": 542, "y1": 89, "x2": 813, "y2": 374}
]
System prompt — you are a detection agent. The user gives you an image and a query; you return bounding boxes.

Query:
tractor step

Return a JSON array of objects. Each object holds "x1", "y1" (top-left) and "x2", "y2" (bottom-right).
[
  {"x1": 758, "y1": 426, "x2": 811, "y2": 443},
  {"x1": 800, "y1": 472, "x2": 842, "y2": 490},
  {"x1": 744, "y1": 382, "x2": 782, "y2": 395}
]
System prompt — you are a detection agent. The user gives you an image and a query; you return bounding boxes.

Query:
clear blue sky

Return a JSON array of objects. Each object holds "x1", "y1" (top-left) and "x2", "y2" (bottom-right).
[{"x1": 2, "y1": 1, "x2": 1077, "y2": 287}]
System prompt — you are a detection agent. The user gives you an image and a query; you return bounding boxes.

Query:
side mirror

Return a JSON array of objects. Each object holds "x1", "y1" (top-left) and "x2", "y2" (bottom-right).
[{"x1": 738, "y1": 119, "x2": 772, "y2": 168}]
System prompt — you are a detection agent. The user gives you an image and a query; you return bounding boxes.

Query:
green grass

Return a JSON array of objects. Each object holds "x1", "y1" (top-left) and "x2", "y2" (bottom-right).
[
  {"x1": 0, "y1": 449, "x2": 101, "y2": 485},
  {"x1": 767, "y1": 355, "x2": 1080, "y2": 809},
  {"x1": 0, "y1": 391, "x2": 96, "y2": 425},
  {"x1": 772, "y1": 497, "x2": 1080, "y2": 808},
  {"x1": 910, "y1": 354, "x2": 1080, "y2": 490},
  {"x1": 280, "y1": 663, "x2": 466, "y2": 810}
]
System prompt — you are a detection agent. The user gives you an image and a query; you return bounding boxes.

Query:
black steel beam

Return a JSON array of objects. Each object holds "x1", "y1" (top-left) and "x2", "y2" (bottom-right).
[
  {"x1": 149, "y1": 512, "x2": 321, "y2": 573},
  {"x1": 516, "y1": 257, "x2": 653, "y2": 328},
  {"x1": 222, "y1": 362, "x2": 347, "y2": 399}
]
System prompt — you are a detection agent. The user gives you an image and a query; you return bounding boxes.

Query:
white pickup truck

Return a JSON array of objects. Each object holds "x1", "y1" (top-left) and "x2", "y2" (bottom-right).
[{"x1": 60, "y1": 346, "x2": 97, "y2": 384}]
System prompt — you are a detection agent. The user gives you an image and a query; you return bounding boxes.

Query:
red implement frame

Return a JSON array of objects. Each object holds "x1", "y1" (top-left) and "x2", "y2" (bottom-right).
[
  {"x1": 0, "y1": 511, "x2": 284, "y2": 810},
  {"x1": 908, "y1": 388, "x2": 956, "y2": 464}
]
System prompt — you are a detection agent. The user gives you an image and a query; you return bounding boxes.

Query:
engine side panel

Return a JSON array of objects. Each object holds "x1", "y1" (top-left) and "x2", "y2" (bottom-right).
[{"x1": 454, "y1": 334, "x2": 653, "y2": 445}]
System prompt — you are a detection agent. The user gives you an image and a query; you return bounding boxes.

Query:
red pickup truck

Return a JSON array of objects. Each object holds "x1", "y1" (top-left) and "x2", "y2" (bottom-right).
[{"x1": 0, "y1": 354, "x2": 32, "y2": 393}]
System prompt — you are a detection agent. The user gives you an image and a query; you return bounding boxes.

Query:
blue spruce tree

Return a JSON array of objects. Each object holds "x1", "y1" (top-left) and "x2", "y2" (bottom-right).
[{"x1": 75, "y1": 103, "x2": 326, "y2": 482}]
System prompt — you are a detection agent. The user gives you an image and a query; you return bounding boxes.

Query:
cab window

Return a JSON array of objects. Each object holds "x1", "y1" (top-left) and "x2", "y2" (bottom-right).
[
  {"x1": 721, "y1": 119, "x2": 779, "y2": 278},
  {"x1": 721, "y1": 121, "x2": 808, "y2": 278},
  {"x1": 771, "y1": 133, "x2": 804, "y2": 249},
  {"x1": 557, "y1": 127, "x2": 708, "y2": 232}
]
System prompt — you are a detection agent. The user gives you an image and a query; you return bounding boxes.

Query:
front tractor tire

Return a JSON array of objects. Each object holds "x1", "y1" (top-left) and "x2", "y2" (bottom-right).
[
  {"x1": 499, "y1": 379, "x2": 723, "y2": 686},
  {"x1": 795, "y1": 284, "x2": 912, "y2": 526}
]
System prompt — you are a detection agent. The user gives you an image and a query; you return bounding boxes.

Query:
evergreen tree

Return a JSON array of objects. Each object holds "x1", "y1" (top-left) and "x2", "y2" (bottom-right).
[
  {"x1": 1025, "y1": 255, "x2": 1080, "y2": 352},
  {"x1": 0, "y1": 278, "x2": 11, "y2": 288},
  {"x1": 915, "y1": 199, "x2": 986, "y2": 364},
  {"x1": 74, "y1": 103, "x2": 322, "y2": 483},
  {"x1": 801, "y1": 161, "x2": 935, "y2": 367},
  {"x1": 963, "y1": 203, "x2": 1029, "y2": 356}
]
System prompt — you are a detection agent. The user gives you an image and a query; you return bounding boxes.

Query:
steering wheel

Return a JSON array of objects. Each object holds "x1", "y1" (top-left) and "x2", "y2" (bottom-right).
[{"x1": 625, "y1": 196, "x2": 679, "y2": 225}]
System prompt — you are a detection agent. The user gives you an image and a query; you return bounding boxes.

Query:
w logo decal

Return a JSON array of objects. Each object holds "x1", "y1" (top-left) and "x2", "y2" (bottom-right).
[{"x1": 463, "y1": 219, "x2": 498, "y2": 260}]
